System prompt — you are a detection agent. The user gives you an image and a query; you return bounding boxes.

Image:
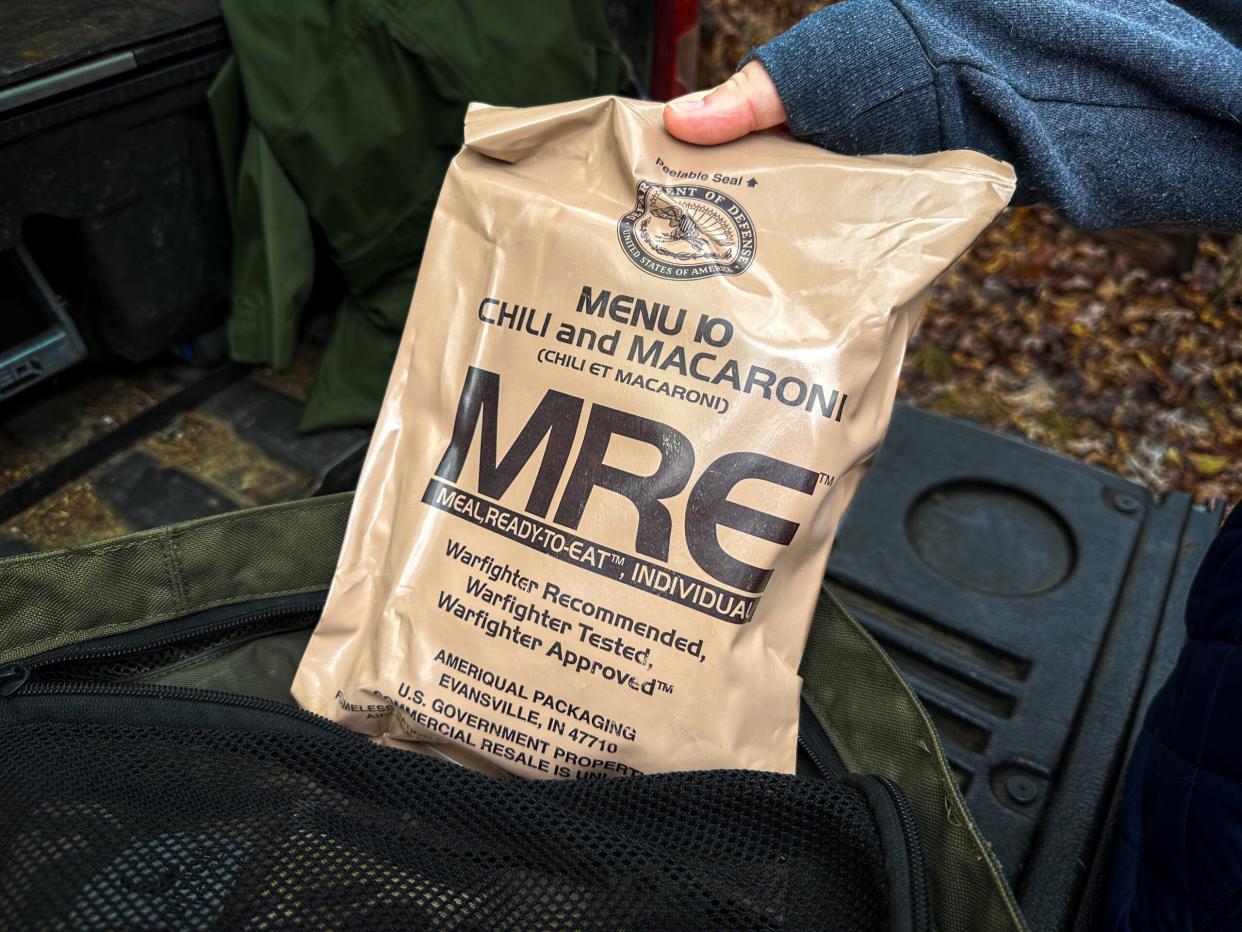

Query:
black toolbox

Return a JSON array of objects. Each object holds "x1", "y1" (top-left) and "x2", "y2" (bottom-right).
[{"x1": 0, "y1": 0, "x2": 230, "y2": 397}]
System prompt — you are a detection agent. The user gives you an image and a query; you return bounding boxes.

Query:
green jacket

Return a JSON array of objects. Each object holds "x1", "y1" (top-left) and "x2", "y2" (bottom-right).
[{"x1": 209, "y1": 0, "x2": 622, "y2": 430}]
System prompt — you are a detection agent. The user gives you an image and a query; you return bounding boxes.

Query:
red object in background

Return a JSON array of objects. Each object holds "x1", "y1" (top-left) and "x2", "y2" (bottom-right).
[{"x1": 650, "y1": 0, "x2": 700, "y2": 101}]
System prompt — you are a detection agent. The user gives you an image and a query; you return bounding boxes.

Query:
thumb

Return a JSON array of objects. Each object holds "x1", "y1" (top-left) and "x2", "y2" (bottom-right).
[{"x1": 663, "y1": 61, "x2": 786, "y2": 146}]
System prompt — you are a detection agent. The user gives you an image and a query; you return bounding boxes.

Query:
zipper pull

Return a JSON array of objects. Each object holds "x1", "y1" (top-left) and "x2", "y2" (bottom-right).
[{"x1": 0, "y1": 664, "x2": 30, "y2": 697}]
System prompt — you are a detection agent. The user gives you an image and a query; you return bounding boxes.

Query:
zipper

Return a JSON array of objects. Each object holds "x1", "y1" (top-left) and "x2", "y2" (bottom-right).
[
  {"x1": 797, "y1": 698, "x2": 847, "y2": 777},
  {"x1": 0, "y1": 663, "x2": 29, "y2": 696},
  {"x1": 797, "y1": 701, "x2": 933, "y2": 931},
  {"x1": 17, "y1": 594, "x2": 326, "y2": 674},
  {"x1": 865, "y1": 775, "x2": 934, "y2": 932},
  {"x1": 0, "y1": 595, "x2": 342, "y2": 740},
  {"x1": 2, "y1": 679, "x2": 361, "y2": 740}
]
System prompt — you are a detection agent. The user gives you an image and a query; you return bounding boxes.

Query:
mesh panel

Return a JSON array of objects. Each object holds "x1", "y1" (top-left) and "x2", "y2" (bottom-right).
[{"x1": 2, "y1": 722, "x2": 889, "y2": 931}]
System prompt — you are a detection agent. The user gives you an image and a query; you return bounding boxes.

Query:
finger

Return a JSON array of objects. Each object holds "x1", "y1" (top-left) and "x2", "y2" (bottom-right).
[{"x1": 663, "y1": 61, "x2": 786, "y2": 146}]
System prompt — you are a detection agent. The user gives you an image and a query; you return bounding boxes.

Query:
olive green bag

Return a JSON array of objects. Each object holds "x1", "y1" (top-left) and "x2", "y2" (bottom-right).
[{"x1": 0, "y1": 494, "x2": 1024, "y2": 931}]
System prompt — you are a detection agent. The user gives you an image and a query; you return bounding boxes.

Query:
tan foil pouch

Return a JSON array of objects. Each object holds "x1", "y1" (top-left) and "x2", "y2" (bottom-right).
[{"x1": 291, "y1": 96, "x2": 1014, "y2": 778}]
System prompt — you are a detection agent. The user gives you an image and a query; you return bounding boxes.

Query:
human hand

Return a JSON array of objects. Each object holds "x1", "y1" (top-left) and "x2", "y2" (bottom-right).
[{"x1": 662, "y1": 61, "x2": 786, "y2": 145}]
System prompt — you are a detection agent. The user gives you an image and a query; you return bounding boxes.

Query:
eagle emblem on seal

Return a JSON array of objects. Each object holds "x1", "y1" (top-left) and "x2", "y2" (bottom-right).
[
  {"x1": 640, "y1": 188, "x2": 737, "y2": 261},
  {"x1": 617, "y1": 180, "x2": 756, "y2": 280}
]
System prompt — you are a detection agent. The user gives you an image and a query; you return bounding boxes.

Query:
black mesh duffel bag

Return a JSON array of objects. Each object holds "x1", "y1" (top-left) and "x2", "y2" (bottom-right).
[{"x1": 0, "y1": 494, "x2": 1023, "y2": 931}]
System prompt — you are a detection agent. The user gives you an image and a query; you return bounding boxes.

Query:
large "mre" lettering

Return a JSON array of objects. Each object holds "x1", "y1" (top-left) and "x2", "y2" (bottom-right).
[{"x1": 433, "y1": 367, "x2": 818, "y2": 594}]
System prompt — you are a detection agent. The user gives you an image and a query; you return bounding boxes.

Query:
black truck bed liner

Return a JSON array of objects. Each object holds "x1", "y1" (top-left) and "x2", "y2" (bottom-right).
[{"x1": 829, "y1": 404, "x2": 1220, "y2": 930}]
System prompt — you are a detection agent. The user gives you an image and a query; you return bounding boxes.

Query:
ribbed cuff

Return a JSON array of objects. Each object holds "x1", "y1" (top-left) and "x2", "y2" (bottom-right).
[{"x1": 743, "y1": 0, "x2": 941, "y2": 155}]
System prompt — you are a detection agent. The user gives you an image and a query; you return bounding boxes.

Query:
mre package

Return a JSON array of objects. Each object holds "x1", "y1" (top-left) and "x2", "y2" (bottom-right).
[{"x1": 292, "y1": 97, "x2": 1015, "y2": 778}]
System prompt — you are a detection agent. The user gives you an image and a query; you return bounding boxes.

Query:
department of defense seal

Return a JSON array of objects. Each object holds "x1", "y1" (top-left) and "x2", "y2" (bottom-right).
[{"x1": 617, "y1": 180, "x2": 756, "y2": 280}]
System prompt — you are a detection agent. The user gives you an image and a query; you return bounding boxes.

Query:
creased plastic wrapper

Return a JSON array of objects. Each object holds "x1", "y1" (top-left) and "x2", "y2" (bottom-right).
[{"x1": 292, "y1": 96, "x2": 1015, "y2": 778}]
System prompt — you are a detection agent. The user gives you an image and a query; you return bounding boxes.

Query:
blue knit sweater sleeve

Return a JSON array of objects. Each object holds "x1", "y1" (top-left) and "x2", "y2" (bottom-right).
[{"x1": 747, "y1": 0, "x2": 1242, "y2": 230}]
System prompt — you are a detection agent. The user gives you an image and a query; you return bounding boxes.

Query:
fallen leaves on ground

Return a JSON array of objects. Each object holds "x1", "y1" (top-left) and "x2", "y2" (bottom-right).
[
  {"x1": 698, "y1": 0, "x2": 836, "y2": 88},
  {"x1": 908, "y1": 208, "x2": 1241, "y2": 504}
]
